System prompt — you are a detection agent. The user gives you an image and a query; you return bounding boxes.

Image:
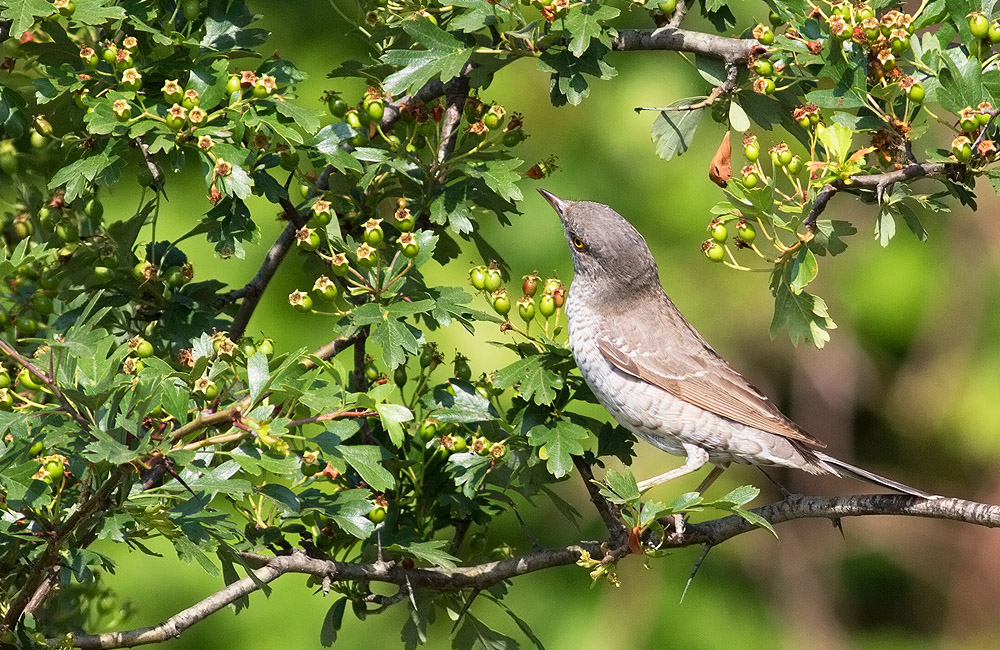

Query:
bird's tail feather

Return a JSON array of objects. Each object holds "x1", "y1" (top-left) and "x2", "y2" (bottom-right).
[{"x1": 814, "y1": 452, "x2": 937, "y2": 499}]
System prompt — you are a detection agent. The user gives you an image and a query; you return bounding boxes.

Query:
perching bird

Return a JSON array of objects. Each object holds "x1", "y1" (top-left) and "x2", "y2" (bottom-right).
[{"x1": 539, "y1": 189, "x2": 934, "y2": 499}]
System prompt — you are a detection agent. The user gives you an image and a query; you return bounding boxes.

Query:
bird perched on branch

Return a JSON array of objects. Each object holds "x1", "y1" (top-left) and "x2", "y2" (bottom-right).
[{"x1": 539, "y1": 188, "x2": 934, "y2": 499}]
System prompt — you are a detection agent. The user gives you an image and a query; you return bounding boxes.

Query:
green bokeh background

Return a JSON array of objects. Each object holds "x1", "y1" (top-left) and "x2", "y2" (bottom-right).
[{"x1": 86, "y1": 2, "x2": 1000, "y2": 649}]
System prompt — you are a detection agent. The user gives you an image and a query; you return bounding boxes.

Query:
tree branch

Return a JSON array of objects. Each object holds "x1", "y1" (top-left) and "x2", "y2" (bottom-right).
[
  {"x1": 226, "y1": 199, "x2": 309, "y2": 340},
  {"x1": 804, "y1": 162, "x2": 964, "y2": 229},
  {"x1": 573, "y1": 456, "x2": 627, "y2": 545},
  {"x1": 612, "y1": 27, "x2": 761, "y2": 63},
  {"x1": 63, "y1": 492, "x2": 1000, "y2": 650},
  {"x1": 299, "y1": 334, "x2": 364, "y2": 370}
]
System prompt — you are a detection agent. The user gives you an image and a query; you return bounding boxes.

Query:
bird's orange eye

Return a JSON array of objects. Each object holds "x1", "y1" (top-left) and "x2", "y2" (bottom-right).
[{"x1": 572, "y1": 237, "x2": 586, "y2": 250}]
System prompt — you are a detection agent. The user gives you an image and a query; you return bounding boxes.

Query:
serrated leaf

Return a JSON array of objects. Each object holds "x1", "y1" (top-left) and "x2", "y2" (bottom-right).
[
  {"x1": 651, "y1": 100, "x2": 706, "y2": 161},
  {"x1": 275, "y1": 99, "x2": 322, "y2": 135},
  {"x1": 874, "y1": 207, "x2": 896, "y2": 247},
  {"x1": 475, "y1": 158, "x2": 523, "y2": 203},
  {"x1": 600, "y1": 469, "x2": 640, "y2": 505},
  {"x1": 71, "y1": 0, "x2": 126, "y2": 25},
  {"x1": 369, "y1": 319, "x2": 421, "y2": 369},
  {"x1": 339, "y1": 445, "x2": 394, "y2": 492},
  {"x1": 492, "y1": 355, "x2": 563, "y2": 405},
  {"x1": 247, "y1": 352, "x2": 269, "y2": 403},
  {"x1": 788, "y1": 247, "x2": 817, "y2": 293},
  {"x1": 0, "y1": 0, "x2": 53, "y2": 38},
  {"x1": 732, "y1": 506, "x2": 777, "y2": 537},
  {"x1": 527, "y1": 420, "x2": 588, "y2": 479},
  {"x1": 562, "y1": 3, "x2": 619, "y2": 58},
  {"x1": 715, "y1": 484, "x2": 759, "y2": 507},
  {"x1": 258, "y1": 484, "x2": 300, "y2": 513},
  {"x1": 426, "y1": 382, "x2": 495, "y2": 423},
  {"x1": 385, "y1": 541, "x2": 459, "y2": 569},
  {"x1": 320, "y1": 598, "x2": 347, "y2": 647},
  {"x1": 448, "y1": 452, "x2": 493, "y2": 498},
  {"x1": 770, "y1": 264, "x2": 836, "y2": 348}
]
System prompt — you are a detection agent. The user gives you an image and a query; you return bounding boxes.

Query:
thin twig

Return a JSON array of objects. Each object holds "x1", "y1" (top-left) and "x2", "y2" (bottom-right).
[
  {"x1": 0, "y1": 338, "x2": 89, "y2": 428},
  {"x1": 573, "y1": 456, "x2": 627, "y2": 546}
]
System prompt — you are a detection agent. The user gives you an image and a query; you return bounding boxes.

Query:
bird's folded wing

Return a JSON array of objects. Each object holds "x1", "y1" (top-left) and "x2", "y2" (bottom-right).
[{"x1": 596, "y1": 305, "x2": 825, "y2": 447}]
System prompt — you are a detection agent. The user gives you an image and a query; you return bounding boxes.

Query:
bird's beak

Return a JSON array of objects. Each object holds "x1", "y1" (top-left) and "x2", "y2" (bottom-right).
[{"x1": 537, "y1": 188, "x2": 568, "y2": 217}]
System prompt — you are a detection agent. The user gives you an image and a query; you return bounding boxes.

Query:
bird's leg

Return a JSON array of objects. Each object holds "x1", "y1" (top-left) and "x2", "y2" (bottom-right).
[
  {"x1": 694, "y1": 463, "x2": 729, "y2": 496},
  {"x1": 637, "y1": 444, "x2": 709, "y2": 493}
]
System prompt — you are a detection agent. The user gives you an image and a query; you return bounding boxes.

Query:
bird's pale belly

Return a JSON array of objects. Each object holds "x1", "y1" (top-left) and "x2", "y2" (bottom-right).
[{"x1": 566, "y1": 297, "x2": 810, "y2": 469}]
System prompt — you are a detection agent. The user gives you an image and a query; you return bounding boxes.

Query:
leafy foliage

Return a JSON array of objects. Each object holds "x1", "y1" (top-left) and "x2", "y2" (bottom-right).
[{"x1": 0, "y1": 0, "x2": 996, "y2": 647}]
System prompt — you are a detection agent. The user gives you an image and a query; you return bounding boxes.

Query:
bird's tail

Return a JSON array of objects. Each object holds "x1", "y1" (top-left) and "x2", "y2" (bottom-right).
[{"x1": 814, "y1": 452, "x2": 938, "y2": 499}]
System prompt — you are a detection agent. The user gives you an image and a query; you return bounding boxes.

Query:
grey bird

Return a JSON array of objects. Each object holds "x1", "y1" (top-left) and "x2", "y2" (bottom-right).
[{"x1": 539, "y1": 189, "x2": 934, "y2": 499}]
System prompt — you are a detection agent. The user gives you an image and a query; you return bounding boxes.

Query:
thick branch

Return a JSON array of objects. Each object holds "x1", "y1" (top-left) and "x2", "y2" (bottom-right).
[
  {"x1": 434, "y1": 75, "x2": 470, "y2": 167},
  {"x1": 804, "y1": 162, "x2": 963, "y2": 228},
  {"x1": 612, "y1": 27, "x2": 761, "y2": 62},
  {"x1": 299, "y1": 334, "x2": 363, "y2": 370},
  {"x1": 64, "y1": 492, "x2": 1000, "y2": 650}
]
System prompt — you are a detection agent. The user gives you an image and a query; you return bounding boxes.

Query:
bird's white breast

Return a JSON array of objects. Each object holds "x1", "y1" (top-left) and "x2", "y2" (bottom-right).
[{"x1": 565, "y1": 284, "x2": 813, "y2": 469}]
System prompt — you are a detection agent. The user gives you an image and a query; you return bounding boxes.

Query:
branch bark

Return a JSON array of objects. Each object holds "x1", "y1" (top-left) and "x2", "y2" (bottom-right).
[
  {"x1": 804, "y1": 162, "x2": 964, "y2": 228},
  {"x1": 63, "y1": 492, "x2": 1000, "y2": 650},
  {"x1": 612, "y1": 27, "x2": 761, "y2": 62},
  {"x1": 226, "y1": 199, "x2": 309, "y2": 340}
]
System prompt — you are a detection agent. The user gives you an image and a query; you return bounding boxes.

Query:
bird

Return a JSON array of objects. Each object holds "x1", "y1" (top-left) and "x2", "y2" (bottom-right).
[{"x1": 538, "y1": 188, "x2": 935, "y2": 499}]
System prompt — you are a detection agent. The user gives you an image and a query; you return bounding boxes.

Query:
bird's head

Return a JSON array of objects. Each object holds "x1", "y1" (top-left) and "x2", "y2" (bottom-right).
[{"x1": 538, "y1": 189, "x2": 660, "y2": 293}]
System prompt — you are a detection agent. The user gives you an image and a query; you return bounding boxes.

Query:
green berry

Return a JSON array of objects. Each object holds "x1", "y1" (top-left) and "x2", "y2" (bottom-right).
[
  {"x1": 491, "y1": 290, "x2": 511, "y2": 317},
  {"x1": 777, "y1": 149, "x2": 793, "y2": 167},
  {"x1": 134, "y1": 339, "x2": 154, "y2": 358},
  {"x1": 181, "y1": 0, "x2": 200, "y2": 21},
  {"x1": 44, "y1": 459, "x2": 64, "y2": 481},
  {"x1": 742, "y1": 172, "x2": 759, "y2": 189},
  {"x1": 710, "y1": 222, "x2": 728, "y2": 243},
  {"x1": 393, "y1": 365, "x2": 407, "y2": 387},
  {"x1": 470, "y1": 266, "x2": 487, "y2": 290},
  {"x1": 658, "y1": 0, "x2": 676, "y2": 13},
  {"x1": 754, "y1": 60, "x2": 773, "y2": 77},
  {"x1": 419, "y1": 419, "x2": 438, "y2": 442},
  {"x1": 483, "y1": 267, "x2": 502, "y2": 292},
  {"x1": 704, "y1": 241, "x2": 725, "y2": 263},
  {"x1": 367, "y1": 505, "x2": 387, "y2": 523},
  {"x1": 737, "y1": 220, "x2": 756, "y2": 244},
  {"x1": 0, "y1": 371, "x2": 9, "y2": 389},
  {"x1": 970, "y1": 12, "x2": 990, "y2": 40},
  {"x1": 538, "y1": 293, "x2": 556, "y2": 318},
  {"x1": 83, "y1": 198, "x2": 103, "y2": 219},
  {"x1": 226, "y1": 75, "x2": 242, "y2": 96},
  {"x1": 744, "y1": 142, "x2": 759, "y2": 162},
  {"x1": 907, "y1": 82, "x2": 925, "y2": 103},
  {"x1": 990, "y1": 20, "x2": 1000, "y2": 44},
  {"x1": 328, "y1": 96, "x2": 348, "y2": 118},
  {"x1": 366, "y1": 99, "x2": 384, "y2": 122},
  {"x1": 29, "y1": 441, "x2": 44, "y2": 456},
  {"x1": 454, "y1": 355, "x2": 471, "y2": 381},
  {"x1": 756, "y1": 25, "x2": 774, "y2": 45},
  {"x1": 363, "y1": 221, "x2": 384, "y2": 247},
  {"x1": 345, "y1": 110, "x2": 362, "y2": 129},
  {"x1": 518, "y1": 296, "x2": 536, "y2": 322}
]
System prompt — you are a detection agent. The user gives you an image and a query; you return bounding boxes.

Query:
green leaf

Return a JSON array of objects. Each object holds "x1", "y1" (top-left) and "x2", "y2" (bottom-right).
[
  {"x1": 729, "y1": 102, "x2": 750, "y2": 132},
  {"x1": 258, "y1": 484, "x2": 300, "y2": 514},
  {"x1": 527, "y1": 420, "x2": 589, "y2": 479},
  {"x1": 453, "y1": 614, "x2": 519, "y2": 650},
  {"x1": 769, "y1": 264, "x2": 837, "y2": 348},
  {"x1": 474, "y1": 158, "x2": 523, "y2": 203},
  {"x1": 369, "y1": 319, "x2": 421, "y2": 369},
  {"x1": 492, "y1": 355, "x2": 563, "y2": 405},
  {"x1": 71, "y1": 0, "x2": 126, "y2": 25},
  {"x1": 650, "y1": 100, "x2": 706, "y2": 161},
  {"x1": 599, "y1": 469, "x2": 640, "y2": 505},
  {"x1": 714, "y1": 484, "x2": 759, "y2": 507},
  {"x1": 562, "y1": 3, "x2": 619, "y2": 58},
  {"x1": 320, "y1": 598, "x2": 347, "y2": 647},
  {"x1": 201, "y1": 1, "x2": 269, "y2": 50},
  {"x1": 339, "y1": 445, "x2": 394, "y2": 492},
  {"x1": 247, "y1": 352, "x2": 269, "y2": 404},
  {"x1": 809, "y1": 219, "x2": 856, "y2": 256},
  {"x1": 788, "y1": 247, "x2": 818, "y2": 293},
  {"x1": 0, "y1": 0, "x2": 53, "y2": 38},
  {"x1": 448, "y1": 452, "x2": 493, "y2": 498},
  {"x1": 385, "y1": 540, "x2": 459, "y2": 569},
  {"x1": 874, "y1": 207, "x2": 896, "y2": 247},
  {"x1": 805, "y1": 48, "x2": 867, "y2": 110},
  {"x1": 274, "y1": 99, "x2": 322, "y2": 135},
  {"x1": 732, "y1": 507, "x2": 777, "y2": 538},
  {"x1": 937, "y1": 47, "x2": 988, "y2": 113},
  {"x1": 426, "y1": 382, "x2": 495, "y2": 423},
  {"x1": 381, "y1": 20, "x2": 471, "y2": 95}
]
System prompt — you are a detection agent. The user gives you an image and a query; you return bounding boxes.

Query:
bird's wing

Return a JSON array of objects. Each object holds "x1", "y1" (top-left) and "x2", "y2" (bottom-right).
[{"x1": 595, "y1": 296, "x2": 825, "y2": 447}]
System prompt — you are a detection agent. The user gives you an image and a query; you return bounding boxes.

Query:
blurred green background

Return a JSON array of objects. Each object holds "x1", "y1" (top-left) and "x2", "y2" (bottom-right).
[{"x1": 89, "y1": 1, "x2": 1000, "y2": 649}]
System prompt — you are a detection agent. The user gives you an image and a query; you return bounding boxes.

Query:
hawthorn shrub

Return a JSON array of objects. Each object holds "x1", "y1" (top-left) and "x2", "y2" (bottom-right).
[{"x1": 0, "y1": 0, "x2": 999, "y2": 648}]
